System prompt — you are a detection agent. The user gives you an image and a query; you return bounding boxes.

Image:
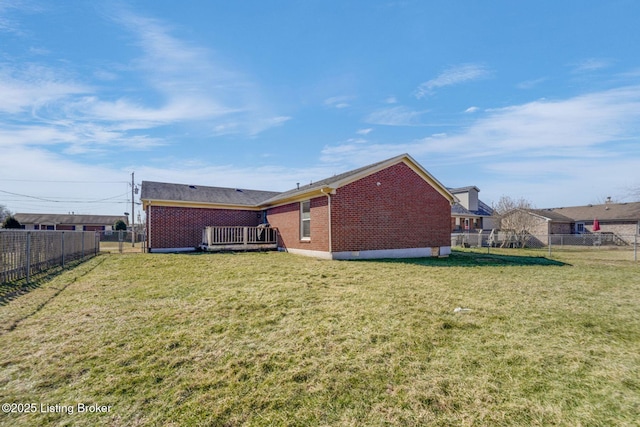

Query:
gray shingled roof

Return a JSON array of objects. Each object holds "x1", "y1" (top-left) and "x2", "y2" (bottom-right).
[
  {"x1": 451, "y1": 201, "x2": 494, "y2": 217},
  {"x1": 142, "y1": 154, "x2": 455, "y2": 208},
  {"x1": 140, "y1": 181, "x2": 280, "y2": 206},
  {"x1": 14, "y1": 213, "x2": 128, "y2": 225},
  {"x1": 547, "y1": 202, "x2": 640, "y2": 222},
  {"x1": 260, "y1": 155, "x2": 402, "y2": 205},
  {"x1": 527, "y1": 209, "x2": 573, "y2": 222},
  {"x1": 142, "y1": 157, "x2": 397, "y2": 208}
]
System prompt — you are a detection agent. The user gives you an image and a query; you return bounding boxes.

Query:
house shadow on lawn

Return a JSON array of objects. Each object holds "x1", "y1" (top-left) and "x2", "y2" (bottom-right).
[{"x1": 367, "y1": 250, "x2": 568, "y2": 267}]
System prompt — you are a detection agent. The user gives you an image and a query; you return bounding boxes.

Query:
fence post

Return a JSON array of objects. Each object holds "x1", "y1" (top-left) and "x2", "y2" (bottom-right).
[
  {"x1": 548, "y1": 234, "x2": 551, "y2": 257},
  {"x1": 635, "y1": 234, "x2": 637, "y2": 262},
  {"x1": 243, "y1": 227, "x2": 248, "y2": 246},
  {"x1": 26, "y1": 231, "x2": 31, "y2": 284},
  {"x1": 62, "y1": 231, "x2": 65, "y2": 268}
]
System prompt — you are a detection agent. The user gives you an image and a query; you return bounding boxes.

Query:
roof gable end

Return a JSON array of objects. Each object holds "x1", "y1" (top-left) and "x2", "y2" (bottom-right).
[{"x1": 260, "y1": 154, "x2": 456, "y2": 207}]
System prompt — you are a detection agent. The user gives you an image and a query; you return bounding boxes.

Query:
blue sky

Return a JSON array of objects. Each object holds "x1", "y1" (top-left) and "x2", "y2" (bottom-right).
[{"x1": 2, "y1": 1, "x2": 640, "y2": 220}]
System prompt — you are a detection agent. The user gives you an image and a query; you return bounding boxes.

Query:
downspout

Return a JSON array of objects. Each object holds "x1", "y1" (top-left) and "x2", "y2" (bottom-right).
[
  {"x1": 320, "y1": 188, "x2": 333, "y2": 254},
  {"x1": 147, "y1": 201, "x2": 152, "y2": 252}
]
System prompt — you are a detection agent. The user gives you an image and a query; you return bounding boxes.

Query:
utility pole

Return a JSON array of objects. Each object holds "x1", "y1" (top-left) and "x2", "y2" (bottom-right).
[{"x1": 131, "y1": 172, "x2": 135, "y2": 247}]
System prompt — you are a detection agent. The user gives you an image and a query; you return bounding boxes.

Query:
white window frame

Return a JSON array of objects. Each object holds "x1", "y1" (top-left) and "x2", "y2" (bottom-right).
[
  {"x1": 575, "y1": 222, "x2": 585, "y2": 234},
  {"x1": 300, "y1": 200, "x2": 311, "y2": 240}
]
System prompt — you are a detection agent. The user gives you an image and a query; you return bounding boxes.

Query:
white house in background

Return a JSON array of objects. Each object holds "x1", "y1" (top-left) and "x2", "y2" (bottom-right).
[{"x1": 449, "y1": 186, "x2": 495, "y2": 232}]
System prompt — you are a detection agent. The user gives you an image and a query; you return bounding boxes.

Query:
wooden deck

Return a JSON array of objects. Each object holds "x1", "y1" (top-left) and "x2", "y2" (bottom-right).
[{"x1": 200, "y1": 226, "x2": 278, "y2": 252}]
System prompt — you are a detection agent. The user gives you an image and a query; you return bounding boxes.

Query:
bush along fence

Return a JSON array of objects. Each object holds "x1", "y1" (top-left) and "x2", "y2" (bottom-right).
[
  {"x1": 1, "y1": 230, "x2": 99, "y2": 285},
  {"x1": 452, "y1": 231, "x2": 639, "y2": 261}
]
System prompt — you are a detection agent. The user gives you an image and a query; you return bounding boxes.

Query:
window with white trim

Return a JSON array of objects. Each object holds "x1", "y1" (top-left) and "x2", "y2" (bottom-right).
[
  {"x1": 575, "y1": 222, "x2": 585, "y2": 234},
  {"x1": 301, "y1": 200, "x2": 311, "y2": 240}
]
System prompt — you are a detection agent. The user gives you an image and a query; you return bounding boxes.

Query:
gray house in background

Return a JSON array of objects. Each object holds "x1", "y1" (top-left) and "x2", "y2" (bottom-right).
[
  {"x1": 13, "y1": 213, "x2": 129, "y2": 231},
  {"x1": 449, "y1": 186, "x2": 495, "y2": 231}
]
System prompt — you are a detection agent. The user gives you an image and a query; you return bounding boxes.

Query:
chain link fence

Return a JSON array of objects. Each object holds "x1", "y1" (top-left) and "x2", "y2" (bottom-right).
[
  {"x1": 452, "y1": 231, "x2": 639, "y2": 261},
  {"x1": 97, "y1": 230, "x2": 146, "y2": 253},
  {"x1": 1, "y1": 230, "x2": 99, "y2": 284}
]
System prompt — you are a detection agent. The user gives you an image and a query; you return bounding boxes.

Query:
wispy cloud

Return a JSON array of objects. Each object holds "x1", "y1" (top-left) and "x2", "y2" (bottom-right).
[
  {"x1": 365, "y1": 106, "x2": 427, "y2": 126},
  {"x1": 325, "y1": 85, "x2": 640, "y2": 165},
  {"x1": 415, "y1": 64, "x2": 490, "y2": 99},
  {"x1": 517, "y1": 77, "x2": 547, "y2": 89},
  {"x1": 356, "y1": 128, "x2": 373, "y2": 135},
  {"x1": 0, "y1": 7, "x2": 288, "y2": 156},
  {"x1": 0, "y1": 2, "x2": 28, "y2": 34},
  {"x1": 324, "y1": 96, "x2": 352, "y2": 109},
  {"x1": 0, "y1": 65, "x2": 90, "y2": 114},
  {"x1": 571, "y1": 58, "x2": 612, "y2": 73}
]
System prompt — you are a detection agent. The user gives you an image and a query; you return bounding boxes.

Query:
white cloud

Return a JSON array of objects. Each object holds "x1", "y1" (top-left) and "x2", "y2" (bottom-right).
[
  {"x1": 572, "y1": 58, "x2": 612, "y2": 73},
  {"x1": 0, "y1": 65, "x2": 90, "y2": 114},
  {"x1": 464, "y1": 106, "x2": 479, "y2": 113},
  {"x1": 324, "y1": 96, "x2": 352, "y2": 109},
  {"x1": 323, "y1": 85, "x2": 640, "y2": 206},
  {"x1": 517, "y1": 77, "x2": 547, "y2": 89},
  {"x1": 415, "y1": 64, "x2": 490, "y2": 99},
  {"x1": 365, "y1": 106, "x2": 426, "y2": 126},
  {"x1": 0, "y1": 8, "x2": 288, "y2": 155},
  {"x1": 356, "y1": 128, "x2": 373, "y2": 135}
]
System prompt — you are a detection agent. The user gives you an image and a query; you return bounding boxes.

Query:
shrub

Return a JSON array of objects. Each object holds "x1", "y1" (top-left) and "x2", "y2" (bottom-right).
[{"x1": 2, "y1": 216, "x2": 22, "y2": 229}]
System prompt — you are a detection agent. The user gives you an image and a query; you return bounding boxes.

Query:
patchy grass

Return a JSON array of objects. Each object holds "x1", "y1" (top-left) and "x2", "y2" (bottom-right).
[{"x1": 0, "y1": 250, "x2": 638, "y2": 426}]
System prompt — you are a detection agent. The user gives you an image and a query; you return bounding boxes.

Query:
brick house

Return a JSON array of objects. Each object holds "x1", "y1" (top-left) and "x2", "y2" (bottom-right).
[
  {"x1": 141, "y1": 154, "x2": 456, "y2": 259},
  {"x1": 498, "y1": 201, "x2": 640, "y2": 245},
  {"x1": 13, "y1": 213, "x2": 128, "y2": 231},
  {"x1": 523, "y1": 202, "x2": 640, "y2": 243}
]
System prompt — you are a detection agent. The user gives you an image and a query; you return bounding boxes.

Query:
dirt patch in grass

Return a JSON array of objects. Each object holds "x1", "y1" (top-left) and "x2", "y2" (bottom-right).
[{"x1": 0, "y1": 250, "x2": 638, "y2": 426}]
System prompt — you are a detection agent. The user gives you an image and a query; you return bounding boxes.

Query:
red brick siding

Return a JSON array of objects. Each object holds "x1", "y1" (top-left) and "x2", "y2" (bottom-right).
[
  {"x1": 267, "y1": 197, "x2": 329, "y2": 252},
  {"x1": 147, "y1": 205, "x2": 260, "y2": 249},
  {"x1": 331, "y1": 162, "x2": 451, "y2": 252}
]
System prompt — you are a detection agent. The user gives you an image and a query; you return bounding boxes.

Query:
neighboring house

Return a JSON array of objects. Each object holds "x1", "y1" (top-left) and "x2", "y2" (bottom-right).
[
  {"x1": 13, "y1": 213, "x2": 129, "y2": 231},
  {"x1": 527, "y1": 202, "x2": 640, "y2": 241},
  {"x1": 449, "y1": 186, "x2": 494, "y2": 231},
  {"x1": 141, "y1": 153, "x2": 456, "y2": 259},
  {"x1": 498, "y1": 201, "x2": 640, "y2": 246}
]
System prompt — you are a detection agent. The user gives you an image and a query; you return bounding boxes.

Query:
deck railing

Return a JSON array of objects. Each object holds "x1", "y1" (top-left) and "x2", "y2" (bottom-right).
[{"x1": 202, "y1": 226, "x2": 278, "y2": 247}]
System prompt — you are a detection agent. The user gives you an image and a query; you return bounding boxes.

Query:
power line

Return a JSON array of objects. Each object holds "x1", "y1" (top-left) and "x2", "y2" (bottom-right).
[{"x1": 0, "y1": 189, "x2": 129, "y2": 204}]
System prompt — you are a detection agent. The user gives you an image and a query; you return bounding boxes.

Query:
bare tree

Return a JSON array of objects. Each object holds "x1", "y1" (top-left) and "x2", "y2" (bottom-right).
[
  {"x1": 0, "y1": 204, "x2": 11, "y2": 223},
  {"x1": 491, "y1": 196, "x2": 537, "y2": 248}
]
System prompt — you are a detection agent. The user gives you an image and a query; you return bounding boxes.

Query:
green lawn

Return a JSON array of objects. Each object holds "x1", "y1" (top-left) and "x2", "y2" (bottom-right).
[{"x1": 0, "y1": 250, "x2": 638, "y2": 426}]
